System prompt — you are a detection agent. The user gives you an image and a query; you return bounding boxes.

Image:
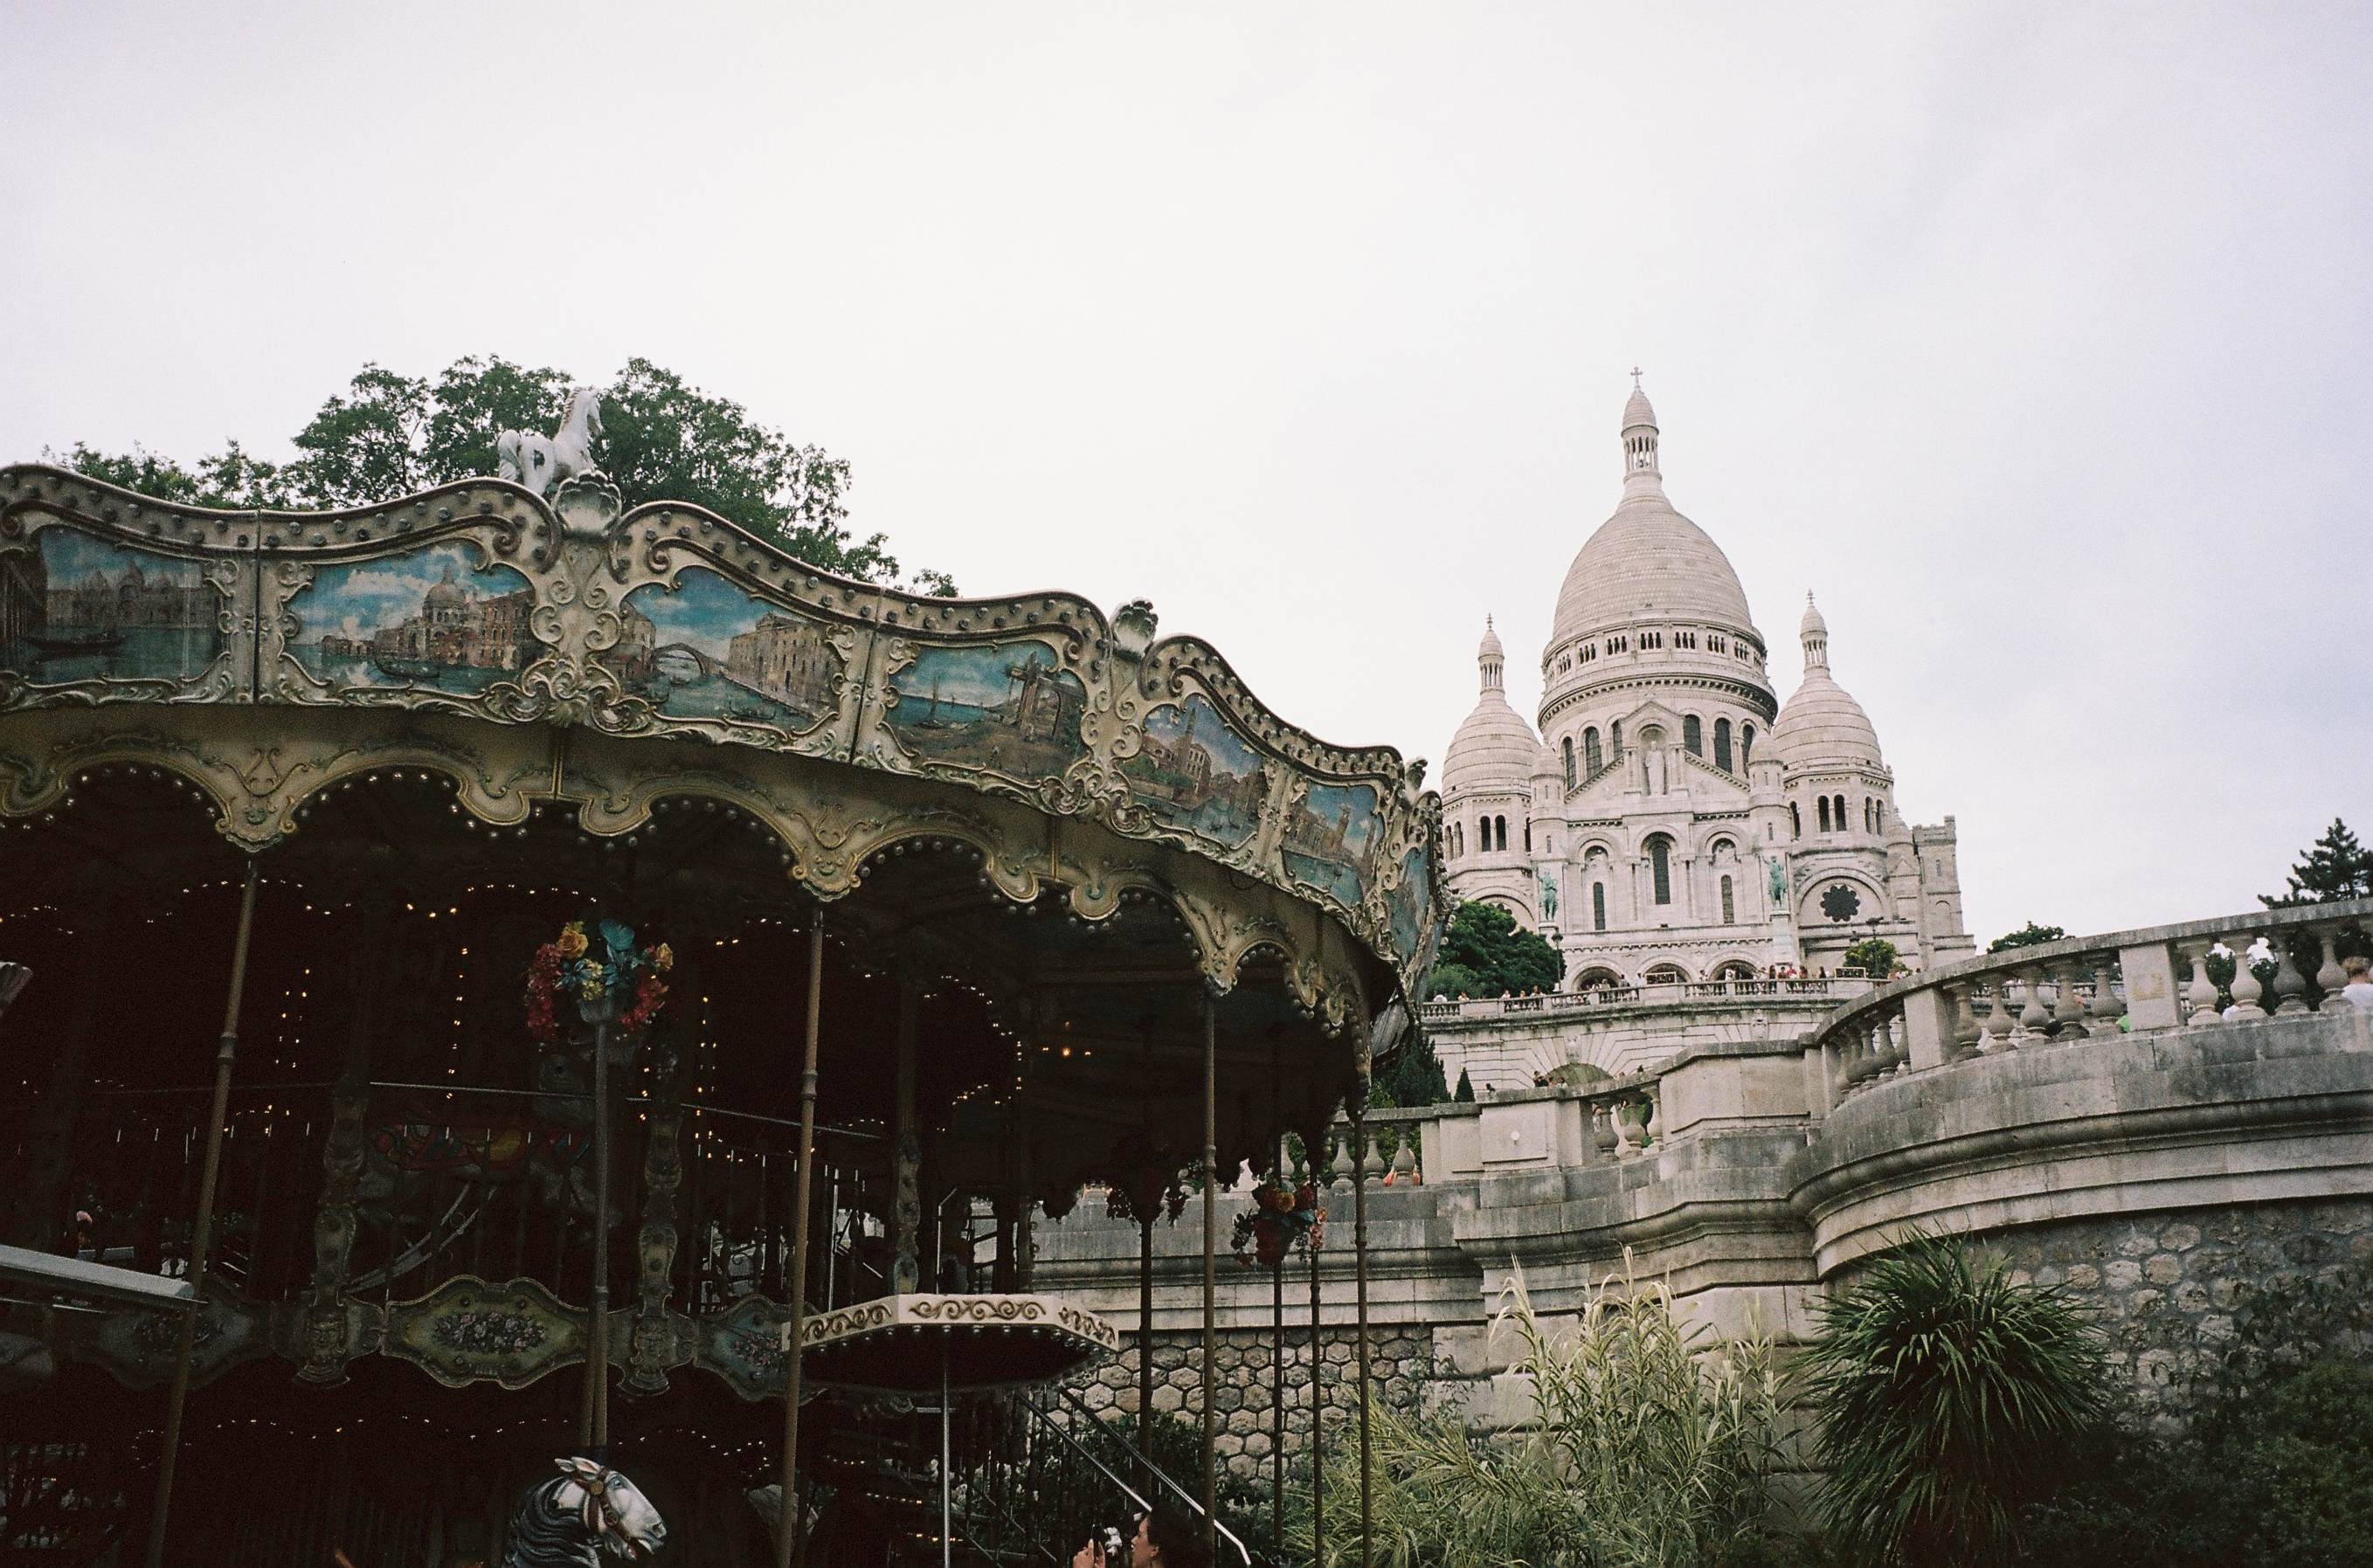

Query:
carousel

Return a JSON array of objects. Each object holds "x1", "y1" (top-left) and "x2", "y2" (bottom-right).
[{"x1": 0, "y1": 450, "x2": 1440, "y2": 1567}]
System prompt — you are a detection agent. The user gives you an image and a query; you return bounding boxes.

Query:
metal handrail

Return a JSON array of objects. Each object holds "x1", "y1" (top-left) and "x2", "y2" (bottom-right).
[{"x1": 1043, "y1": 1384, "x2": 1254, "y2": 1565}]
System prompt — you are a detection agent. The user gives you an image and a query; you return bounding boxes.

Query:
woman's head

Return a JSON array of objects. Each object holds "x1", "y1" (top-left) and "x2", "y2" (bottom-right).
[
  {"x1": 2345, "y1": 954, "x2": 2371, "y2": 981},
  {"x1": 1133, "y1": 1503, "x2": 1211, "y2": 1568}
]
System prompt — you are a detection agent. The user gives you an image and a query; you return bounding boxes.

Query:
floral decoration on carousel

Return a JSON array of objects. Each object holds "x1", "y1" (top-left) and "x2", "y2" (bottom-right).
[
  {"x1": 1230, "y1": 1177, "x2": 1324, "y2": 1269},
  {"x1": 1103, "y1": 1137, "x2": 1193, "y2": 1226},
  {"x1": 527, "y1": 918, "x2": 673, "y2": 1039}
]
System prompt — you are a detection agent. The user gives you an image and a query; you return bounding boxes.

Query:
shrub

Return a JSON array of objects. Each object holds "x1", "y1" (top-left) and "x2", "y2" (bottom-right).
[
  {"x1": 1800, "y1": 1233, "x2": 2109, "y2": 1568},
  {"x1": 1287, "y1": 1259, "x2": 1781, "y2": 1566}
]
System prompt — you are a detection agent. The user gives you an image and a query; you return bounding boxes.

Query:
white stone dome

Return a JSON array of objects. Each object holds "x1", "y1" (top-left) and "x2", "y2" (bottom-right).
[
  {"x1": 1442, "y1": 618, "x2": 1539, "y2": 794},
  {"x1": 1549, "y1": 388, "x2": 1759, "y2": 649},
  {"x1": 1773, "y1": 594, "x2": 1884, "y2": 770}
]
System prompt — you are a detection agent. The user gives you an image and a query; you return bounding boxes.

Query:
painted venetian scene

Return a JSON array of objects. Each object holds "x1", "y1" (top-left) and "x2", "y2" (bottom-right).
[
  {"x1": 0, "y1": 528, "x2": 221, "y2": 684},
  {"x1": 886, "y1": 641, "x2": 1087, "y2": 775},
  {"x1": 1282, "y1": 778, "x2": 1382, "y2": 908},
  {"x1": 604, "y1": 569, "x2": 843, "y2": 729},
  {"x1": 1122, "y1": 693, "x2": 1269, "y2": 846},
  {"x1": 287, "y1": 544, "x2": 537, "y2": 693}
]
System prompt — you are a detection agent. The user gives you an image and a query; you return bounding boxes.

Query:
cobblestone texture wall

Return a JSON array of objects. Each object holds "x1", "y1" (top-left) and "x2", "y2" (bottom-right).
[
  {"x1": 1071, "y1": 1329, "x2": 1434, "y2": 1477},
  {"x1": 1985, "y1": 1198, "x2": 2373, "y2": 1432}
]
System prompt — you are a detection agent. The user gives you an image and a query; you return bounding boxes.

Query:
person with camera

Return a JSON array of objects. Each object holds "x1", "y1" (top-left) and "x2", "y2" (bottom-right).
[{"x1": 1072, "y1": 1502, "x2": 1210, "y2": 1568}]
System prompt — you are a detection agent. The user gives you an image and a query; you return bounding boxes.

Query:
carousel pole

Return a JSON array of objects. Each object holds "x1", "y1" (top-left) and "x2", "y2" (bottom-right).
[
  {"x1": 1270, "y1": 1039, "x2": 1285, "y2": 1561},
  {"x1": 1138, "y1": 1209, "x2": 1155, "y2": 1487},
  {"x1": 1350, "y1": 1092, "x2": 1373, "y2": 1568},
  {"x1": 1200, "y1": 991, "x2": 1219, "y2": 1565},
  {"x1": 144, "y1": 859, "x2": 260, "y2": 1568},
  {"x1": 588, "y1": 1005, "x2": 613, "y2": 1454},
  {"x1": 777, "y1": 912, "x2": 827, "y2": 1568},
  {"x1": 1308, "y1": 1205, "x2": 1324, "y2": 1568}
]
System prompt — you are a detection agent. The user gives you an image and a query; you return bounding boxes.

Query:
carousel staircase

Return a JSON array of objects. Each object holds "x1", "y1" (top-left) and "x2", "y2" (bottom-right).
[{"x1": 810, "y1": 1385, "x2": 1248, "y2": 1568}]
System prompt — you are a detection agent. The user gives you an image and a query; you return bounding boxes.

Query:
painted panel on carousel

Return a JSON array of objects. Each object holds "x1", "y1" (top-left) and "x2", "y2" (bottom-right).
[
  {"x1": 604, "y1": 568, "x2": 843, "y2": 732},
  {"x1": 1387, "y1": 843, "x2": 1431, "y2": 962},
  {"x1": 1124, "y1": 693, "x2": 1269, "y2": 848},
  {"x1": 380, "y1": 1273, "x2": 585, "y2": 1390},
  {"x1": 285, "y1": 542, "x2": 537, "y2": 694},
  {"x1": 699, "y1": 1293, "x2": 798, "y2": 1400},
  {"x1": 886, "y1": 640, "x2": 1087, "y2": 777},
  {"x1": 1283, "y1": 779, "x2": 1382, "y2": 910},
  {"x1": 0, "y1": 528, "x2": 224, "y2": 688}
]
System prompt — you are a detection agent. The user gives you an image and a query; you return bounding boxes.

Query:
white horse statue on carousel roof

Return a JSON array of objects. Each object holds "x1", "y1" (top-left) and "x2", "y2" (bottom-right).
[{"x1": 497, "y1": 387, "x2": 605, "y2": 499}]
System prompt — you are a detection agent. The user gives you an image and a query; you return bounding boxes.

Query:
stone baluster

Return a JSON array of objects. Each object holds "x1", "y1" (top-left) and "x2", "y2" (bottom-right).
[
  {"x1": 1390, "y1": 1135, "x2": 1418, "y2": 1185},
  {"x1": 2226, "y1": 935, "x2": 2267, "y2": 1022},
  {"x1": 2314, "y1": 935, "x2": 2350, "y2": 1011},
  {"x1": 2269, "y1": 936, "x2": 2312, "y2": 1018},
  {"x1": 1974, "y1": 984, "x2": 2006, "y2": 1053},
  {"x1": 1949, "y1": 983, "x2": 1982, "y2": 1060},
  {"x1": 2183, "y1": 941, "x2": 2224, "y2": 1027},
  {"x1": 1643, "y1": 1089, "x2": 1663, "y2": 1147},
  {"x1": 1878, "y1": 1014, "x2": 1906, "y2": 1078},
  {"x1": 2051, "y1": 961, "x2": 2089, "y2": 1039},
  {"x1": 1593, "y1": 1102, "x2": 1621, "y2": 1158},
  {"x1": 2017, "y1": 966, "x2": 2053, "y2": 1040},
  {"x1": 1611, "y1": 1100, "x2": 1640, "y2": 1157},
  {"x1": 2087, "y1": 959, "x2": 2126, "y2": 1039}
]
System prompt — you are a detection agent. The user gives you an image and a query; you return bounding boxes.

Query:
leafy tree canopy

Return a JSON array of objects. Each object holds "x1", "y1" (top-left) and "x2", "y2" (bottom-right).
[
  {"x1": 1433, "y1": 901, "x2": 1565, "y2": 998},
  {"x1": 51, "y1": 356, "x2": 955, "y2": 594},
  {"x1": 1989, "y1": 921, "x2": 2068, "y2": 954},
  {"x1": 2261, "y1": 818, "x2": 2373, "y2": 908},
  {"x1": 1843, "y1": 936, "x2": 1904, "y2": 978}
]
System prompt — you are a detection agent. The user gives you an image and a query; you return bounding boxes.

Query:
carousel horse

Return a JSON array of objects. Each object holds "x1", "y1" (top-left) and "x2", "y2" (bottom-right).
[
  {"x1": 497, "y1": 387, "x2": 604, "y2": 499},
  {"x1": 501, "y1": 1457, "x2": 666, "y2": 1567}
]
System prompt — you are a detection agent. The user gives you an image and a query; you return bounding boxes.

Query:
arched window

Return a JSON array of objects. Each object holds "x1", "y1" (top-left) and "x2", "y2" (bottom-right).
[
  {"x1": 1610, "y1": 721, "x2": 1623, "y2": 756},
  {"x1": 1740, "y1": 723, "x2": 1754, "y2": 770},
  {"x1": 1713, "y1": 717, "x2": 1733, "y2": 773},
  {"x1": 1592, "y1": 882, "x2": 1606, "y2": 931},
  {"x1": 1495, "y1": 815, "x2": 1508, "y2": 852},
  {"x1": 1477, "y1": 815, "x2": 1490, "y2": 853},
  {"x1": 1583, "y1": 728, "x2": 1602, "y2": 775},
  {"x1": 1720, "y1": 874, "x2": 1735, "y2": 924},
  {"x1": 1523, "y1": 820, "x2": 1532, "y2": 853},
  {"x1": 1683, "y1": 715, "x2": 1702, "y2": 756},
  {"x1": 1649, "y1": 835, "x2": 1672, "y2": 905},
  {"x1": 1562, "y1": 736, "x2": 1575, "y2": 789},
  {"x1": 1789, "y1": 801, "x2": 1802, "y2": 838},
  {"x1": 1817, "y1": 796, "x2": 1831, "y2": 833},
  {"x1": 1833, "y1": 795, "x2": 1847, "y2": 832}
]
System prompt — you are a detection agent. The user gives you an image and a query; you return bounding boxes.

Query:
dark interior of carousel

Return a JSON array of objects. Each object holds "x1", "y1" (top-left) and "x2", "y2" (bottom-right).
[{"x1": 0, "y1": 766, "x2": 1381, "y2": 1566}]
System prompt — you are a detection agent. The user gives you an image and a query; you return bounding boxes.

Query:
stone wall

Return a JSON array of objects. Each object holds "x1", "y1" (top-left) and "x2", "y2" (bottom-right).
[
  {"x1": 1072, "y1": 1327, "x2": 1434, "y2": 1477},
  {"x1": 1981, "y1": 1198, "x2": 2373, "y2": 1432}
]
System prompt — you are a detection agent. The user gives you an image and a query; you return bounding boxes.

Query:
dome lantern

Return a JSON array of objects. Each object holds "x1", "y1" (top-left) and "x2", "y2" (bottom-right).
[
  {"x1": 1622, "y1": 368, "x2": 1660, "y2": 487},
  {"x1": 1800, "y1": 592, "x2": 1828, "y2": 673}
]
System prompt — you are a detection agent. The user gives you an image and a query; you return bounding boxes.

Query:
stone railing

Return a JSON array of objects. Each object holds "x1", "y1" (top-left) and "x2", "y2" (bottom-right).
[
  {"x1": 1805, "y1": 897, "x2": 2373, "y2": 1110},
  {"x1": 1421, "y1": 974, "x2": 1866, "y2": 1026}
]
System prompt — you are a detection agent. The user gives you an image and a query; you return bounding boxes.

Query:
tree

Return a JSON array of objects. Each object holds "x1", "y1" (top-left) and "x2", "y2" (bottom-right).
[
  {"x1": 1844, "y1": 936, "x2": 1903, "y2": 978},
  {"x1": 1452, "y1": 1067, "x2": 1475, "y2": 1102},
  {"x1": 1803, "y1": 1232, "x2": 2110, "y2": 1568},
  {"x1": 53, "y1": 356, "x2": 957, "y2": 593},
  {"x1": 1989, "y1": 922, "x2": 2067, "y2": 954},
  {"x1": 1435, "y1": 901, "x2": 1564, "y2": 998},
  {"x1": 2261, "y1": 819, "x2": 2373, "y2": 907},
  {"x1": 1371, "y1": 1030, "x2": 1450, "y2": 1109}
]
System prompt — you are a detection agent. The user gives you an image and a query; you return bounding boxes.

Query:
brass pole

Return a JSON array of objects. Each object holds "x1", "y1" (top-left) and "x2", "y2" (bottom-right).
[
  {"x1": 1352, "y1": 1097, "x2": 1373, "y2": 1568},
  {"x1": 777, "y1": 914, "x2": 827, "y2": 1568},
  {"x1": 1138, "y1": 1212, "x2": 1155, "y2": 1493},
  {"x1": 1308, "y1": 1226, "x2": 1324, "y2": 1568},
  {"x1": 1270, "y1": 1037, "x2": 1285, "y2": 1557},
  {"x1": 144, "y1": 860, "x2": 260, "y2": 1568},
  {"x1": 1200, "y1": 991, "x2": 1219, "y2": 1564},
  {"x1": 589, "y1": 1008, "x2": 613, "y2": 1453}
]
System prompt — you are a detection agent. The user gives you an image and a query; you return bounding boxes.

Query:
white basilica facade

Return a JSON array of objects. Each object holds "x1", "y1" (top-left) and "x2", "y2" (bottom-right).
[{"x1": 1440, "y1": 383, "x2": 1975, "y2": 990}]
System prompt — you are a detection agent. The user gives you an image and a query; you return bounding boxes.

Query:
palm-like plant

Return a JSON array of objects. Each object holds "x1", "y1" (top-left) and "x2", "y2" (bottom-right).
[{"x1": 1802, "y1": 1233, "x2": 2108, "y2": 1568}]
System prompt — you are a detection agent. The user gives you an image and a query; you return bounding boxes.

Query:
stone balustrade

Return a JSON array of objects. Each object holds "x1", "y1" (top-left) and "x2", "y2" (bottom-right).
[
  {"x1": 1419, "y1": 974, "x2": 1867, "y2": 1026},
  {"x1": 1804, "y1": 896, "x2": 2373, "y2": 1112}
]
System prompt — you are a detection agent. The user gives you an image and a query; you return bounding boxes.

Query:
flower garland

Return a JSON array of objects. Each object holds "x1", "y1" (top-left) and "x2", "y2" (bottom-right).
[
  {"x1": 1230, "y1": 1178, "x2": 1324, "y2": 1269},
  {"x1": 526, "y1": 919, "x2": 673, "y2": 1045},
  {"x1": 1103, "y1": 1138, "x2": 1193, "y2": 1226}
]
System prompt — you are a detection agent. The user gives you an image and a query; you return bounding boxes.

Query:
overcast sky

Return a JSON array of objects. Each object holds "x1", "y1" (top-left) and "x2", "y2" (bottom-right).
[{"x1": 3, "y1": 3, "x2": 2366, "y2": 944}]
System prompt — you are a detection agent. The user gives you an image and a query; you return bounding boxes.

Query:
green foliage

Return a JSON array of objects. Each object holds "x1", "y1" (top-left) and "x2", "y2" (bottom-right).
[
  {"x1": 1370, "y1": 1031, "x2": 1450, "y2": 1108},
  {"x1": 1424, "y1": 960, "x2": 1487, "y2": 998},
  {"x1": 1105, "y1": 1411, "x2": 1273, "y2": 1562},
  {"x1": 53, "y1": 356, "x2": 955, "y2": 592},
  {"x1": 1841, "y1": 938, "x2": 1902, "y2": 979},
  {"x1": 1286, "y1": 1262, "x2": 1781, "y2": 1567},
  {"x1": 1436, "y1": 901, "x2": 1564, "y2": 998},
  {"x1": 2261, "y1": 818, "x2": 2373, "y2": 907},
  {"x1": 1988, "y1": 922, "x2": 2066, "y2": 954},
  {"x1": 1452, "y1": 1067, "x2": 1475, "y2": 1102},
  {"x1": 1802, "y1": 1233, "x2": 2110, "y2": 1568}
]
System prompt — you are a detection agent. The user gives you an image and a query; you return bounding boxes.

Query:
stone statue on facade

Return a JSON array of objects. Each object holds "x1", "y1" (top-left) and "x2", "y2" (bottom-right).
[
  {"x1": 497, "y1": 386, "x2": 605, "y2": 499},
  {"x1": 1538, "y1": 868, "x2": 1559, "y2": 923}
]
